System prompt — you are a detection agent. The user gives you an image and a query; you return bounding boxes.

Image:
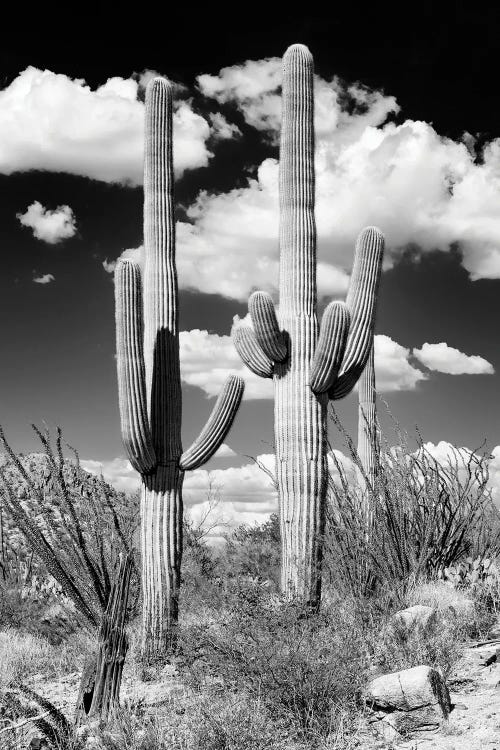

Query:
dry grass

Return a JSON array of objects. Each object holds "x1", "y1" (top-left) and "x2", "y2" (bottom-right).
[
  {"x1": 0, "y1": 627, "x2": 93, "y2": 688},
  {"x1": 407, "y1": 579, "x2": 473, "y2": 612}
]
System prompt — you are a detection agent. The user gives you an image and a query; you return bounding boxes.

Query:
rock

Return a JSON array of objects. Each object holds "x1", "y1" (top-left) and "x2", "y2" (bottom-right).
[
  {"x1": 391, "y1": 605, "x2": 437, "y2": 633},
  {"x1": 364, "y1": 664, "x2": 451, "y2": 739}
]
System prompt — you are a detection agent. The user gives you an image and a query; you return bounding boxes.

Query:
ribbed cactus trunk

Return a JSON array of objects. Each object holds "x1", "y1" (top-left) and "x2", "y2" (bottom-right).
[
  {"x1": 115, "y1": 80, "x2": 244, "y2": 660},
  {"x1": 233, "y1": 44, "x2": 384, "y2": 609},
  {"x1": 142, "y1": 82, "x2": 183, "y2": 656},
  {"x1": 357, "y1": 342, "x2": 377, "y2": 487},
  {"x1": 275, "y1": 47, "x2": 328, "y2": 603},
  {"x1": 141, "y1": 468, "x2": 183, "y2": 655}
]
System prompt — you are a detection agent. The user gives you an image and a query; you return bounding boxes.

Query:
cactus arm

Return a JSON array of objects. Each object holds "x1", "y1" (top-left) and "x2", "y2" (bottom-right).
[
  {"x1": 233, "y1": 326, "x2": 274, "y2": 378},
  {"x1": 329, "y1": 226, "x2": 384, "y2": 400},
  {"x1": 309, "y1": 301, "x2": 350, "y2": 393},
  {"x1": 115, "y1": 260, "x2": 157, "y2": 474},
  {"x1": 179, "y1": 375, "x2": 245, "y2": 471},
  {"x1": 249, "y1": 291, "x2": 287, "y2": 362}
]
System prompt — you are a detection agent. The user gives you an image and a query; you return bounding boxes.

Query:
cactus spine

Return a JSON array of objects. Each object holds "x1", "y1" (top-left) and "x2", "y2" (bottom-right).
[
  {"x1": 357, "y1": 342, "x2": 378, "y2": 487},
  {"x1": 233, "y1": 45, "x2": 384, "y2": 607},
  {"x1": 115, "y1": 79, "x2": 244, "y2": 658}
]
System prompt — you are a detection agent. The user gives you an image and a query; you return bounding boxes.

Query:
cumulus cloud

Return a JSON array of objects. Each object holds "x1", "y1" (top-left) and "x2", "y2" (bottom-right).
[
  {"x1": 80, "y1": 457, "x2": 140, "y2": 495},
  {"x1": 83, "y1": 439, "x2": 500, "y2": 542},
  {"x1": 82, "y1": 454, "x2": 278, "y2": 539},
  {"x1": 102, "y1": 56, "x2": 500, "y2": 298},
  {"x1": 6, "y1": 58, "x2": 500, "y2": 288},
  {"x1": 413, "y1": 342, "x2": 494, "y2": 375},
  {"x1": 194, "y1": 57, "x2": 500, "y2": 290},
  {"x1": 213, "y1": 443, "x2": 236, "y2": 458},
  {"x1": 33, "y1": 273, "x2": 55, "y2": 284},
  {"x1": 176, "y1": 160, "x2": 350, "y2": 299},
  {"x1": 209, "y1": 112, "x2": 242, "y2": 140},
  {"x1": 419, "y1": 440, "x2": 500, "y2": 504},
  {"x1": 17, "y1": 202, "x2": 76, "y2": 244},
  {"x1": 0, "y1": 68, "x2": 231, "y2": 184},
  {"x1": 102, "y1": 258, "x2": 116, "y2": 273},
  {"x1": 179, "y1": 328, "x2": 425, "y2": 400},
  {"x1": 198, "y1": 58, "x2": 283, "y2": 135},
  {"x1": 81, "y1": 448, "x2": 360, "y2": 543},
  {"x1": 374, "y1": 335, "x2": 427, "y2": 392},
  {"x1": 179, "y1": 328, "x2": 273, "y2": 400}
]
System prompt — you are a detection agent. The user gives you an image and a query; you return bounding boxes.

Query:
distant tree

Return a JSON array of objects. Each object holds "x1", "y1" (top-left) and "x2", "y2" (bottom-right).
[{"x1": 221, "y1": 513, "x2": 280, "y2": 586}]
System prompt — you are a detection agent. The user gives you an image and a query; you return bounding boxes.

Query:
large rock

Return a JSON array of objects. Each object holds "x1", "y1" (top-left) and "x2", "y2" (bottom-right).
[
  {"x1": 365, "y1": 664, "x2": 451, "y2": 740},
  {"x1": 391, "y1": 605, "x2": 437, "y2": 634}
]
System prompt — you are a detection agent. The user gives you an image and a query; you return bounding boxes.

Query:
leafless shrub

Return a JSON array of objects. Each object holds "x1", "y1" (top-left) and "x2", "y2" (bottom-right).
[{"x1": 325, "y1": 406, "x2": 500, "y2": 602}]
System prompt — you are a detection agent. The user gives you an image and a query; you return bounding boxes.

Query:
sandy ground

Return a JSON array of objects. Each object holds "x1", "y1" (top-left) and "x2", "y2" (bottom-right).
[{"x1": 25, "y1": 638, "x2": 500, "y2": 749}]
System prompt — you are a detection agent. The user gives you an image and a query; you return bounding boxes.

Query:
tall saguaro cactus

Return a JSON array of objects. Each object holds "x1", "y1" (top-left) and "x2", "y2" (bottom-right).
[
  {"x1": 357, "y1": 342, "x2": 378, "y2": 487},
  {"x1": 233, "y1": 45, "x2": 384, "y2": 607},
  {"x1": 115, "y1": 79, "x2": 244, "y2": 658}
]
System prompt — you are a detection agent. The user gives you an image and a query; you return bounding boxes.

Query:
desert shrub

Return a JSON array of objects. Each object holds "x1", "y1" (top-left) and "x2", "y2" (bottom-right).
[
  {"x1": 372, "y1": 615, "x2": 463, "y2": 679},
  {"x1": 217, "y1": 513, "x2": 280, "y2": 587},
  {"x1": 181, "y1": 518, "x2": 217, "y2": 586},
  {"x1": 325, "y1": 407, "x2": 500, "y2": 601},
  {"x1": 0, "y1": 425, "x2": 140, "y2": 630},
  {"x1": 177, "y1": 586, "x2": 368, "y2": 742},
  {"x1": 78, "y1": 695, "x2": 319, "y2": 750}
]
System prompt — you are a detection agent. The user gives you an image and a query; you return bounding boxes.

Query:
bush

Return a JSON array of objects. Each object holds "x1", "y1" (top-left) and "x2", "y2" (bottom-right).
[
  {"x1": 0, "y1": 425, "x2": 140, "y2": 629},
  {"x1": 178, "y1": 586, "x2": 368, "y2": 743},
  {"x1": 325, "y1": 408, "x2": 500, "y2": 601},
  {"x1": 217, "y1": 513, "x2": 281, "y2": 588}
]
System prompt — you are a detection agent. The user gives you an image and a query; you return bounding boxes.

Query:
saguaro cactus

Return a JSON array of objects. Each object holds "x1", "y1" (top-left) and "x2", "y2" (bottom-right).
[
  {"x1": 357, "y1": 342, "x2": 378, "y2": 487},
  {"x1": 115, "y1": 79, "x2": 244, "y2": 658},
  {"x1": 233, "y1": 45, "x2": 384, "y2": 608}
]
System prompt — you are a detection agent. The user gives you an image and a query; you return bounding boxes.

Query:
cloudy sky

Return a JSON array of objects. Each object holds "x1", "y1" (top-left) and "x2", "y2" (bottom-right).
[{"x1": 2, "y1": 8, "x2": 500, "y2": 534}]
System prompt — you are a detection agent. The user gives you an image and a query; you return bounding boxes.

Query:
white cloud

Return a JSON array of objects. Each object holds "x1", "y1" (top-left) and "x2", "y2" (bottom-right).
[
  {"x1": 213, "y1": 443, "x2": 236, "y2": 458},
  {"x1": 81, "y1": 448, "x2": 360, "y2": 544},
  {"x1": 17, "y1": 201, "x2": 76, "y2": 244},
  {"x1": 81, "y1": 457, "x2": 140, "y2": 495},
  {"x1": 176, "y1": 158, "x2": 350, "y2": 300},
  {"x1": 413, "y1": 342, "x2": 494, "y2": 375},
  {"x1": 179, "y1": 328, "x2": 426, "y2": 400},
  {"x1": 198, "y1": 58, "x2": 283, "y2": 135},
  {"x1": 179, "y1": 328, "x2": 273, "y2": 400},
  {"x1": 209, "y1": 112, "x2": 242, "y2": 140},
  {"x1": 195, "y1": 57, "x2": 500, "y2": 289},
  {"x1": 82, "y1": 454, "x2": 278, "y2": 540},
  {"x1": 102, "y1": 258, "x2": 116, "y2": 273},
  {"x1": 6, "y1": 58, "x2": 500, "y2": 288},
  {"x1": 420, "y1": 440, "x2": 476, "y2": 467},
  {"x1": 418, "y1": 441, "x2": 500, "y2": 504},
  {"x1": 374, "y1": 334, "x2": 427, "y2": 392},
  {"x1": 33, "y1": 273, "x2": 55, "y2": 284},
  {"x1": 0, "y1": 68, "x2": 225, "y2": 184}
]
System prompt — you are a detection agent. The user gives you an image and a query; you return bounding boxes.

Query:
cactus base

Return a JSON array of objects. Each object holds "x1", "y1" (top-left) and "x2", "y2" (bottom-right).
[{"x1": 140, "y1": 464, "x2": 183, "y2": 660}]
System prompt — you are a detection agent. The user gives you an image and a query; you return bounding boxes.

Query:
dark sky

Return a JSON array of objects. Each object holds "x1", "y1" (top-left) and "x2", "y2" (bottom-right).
[{"x1": 1, "y1": 4, "x2": 500, "y2": 472}]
